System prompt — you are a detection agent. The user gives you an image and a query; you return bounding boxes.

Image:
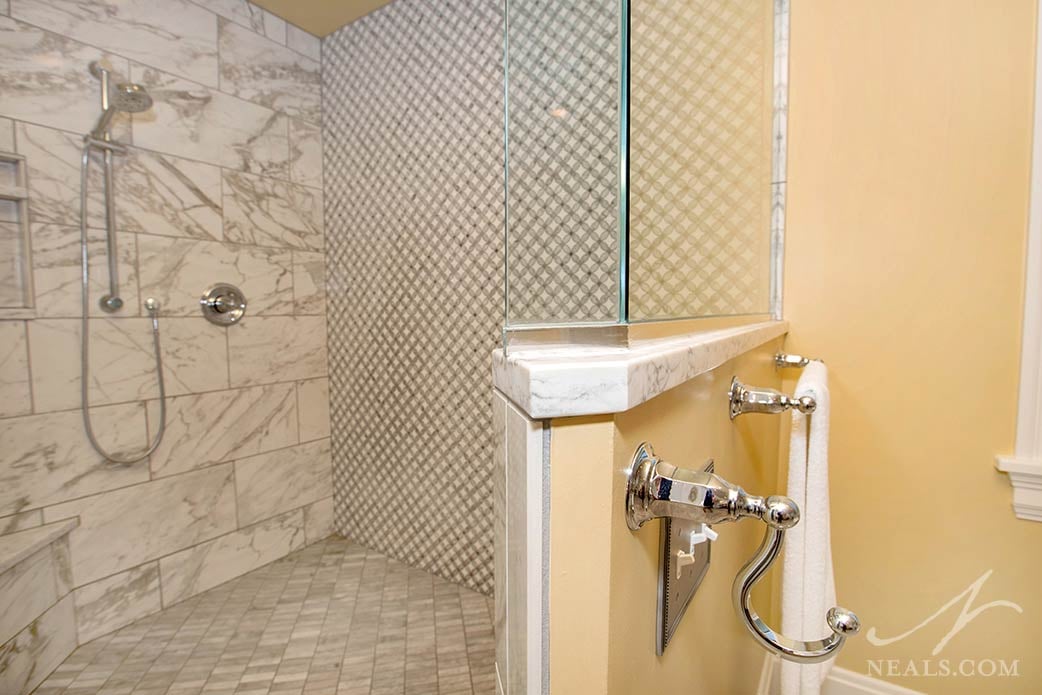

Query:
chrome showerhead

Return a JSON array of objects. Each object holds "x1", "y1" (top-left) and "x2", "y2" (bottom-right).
[
  {"x1": 88, "y1": 62, "x2": 153, "y2": 140},
  {"x1": 110, "y1": 83, "x2": 153, "y2": 113}
]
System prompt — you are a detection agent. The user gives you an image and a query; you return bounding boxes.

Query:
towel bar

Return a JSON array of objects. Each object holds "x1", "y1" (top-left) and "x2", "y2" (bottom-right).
[{"x1": 729, "y1": 376, "x2": 816, "y2": 419}]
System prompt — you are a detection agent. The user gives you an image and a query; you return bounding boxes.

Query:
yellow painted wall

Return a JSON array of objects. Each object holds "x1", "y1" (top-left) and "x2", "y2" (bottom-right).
[
  {"x1": 548, "y1": 339, "x2": 785, "y2": 694},
  {"x1": 783, "y1": 1, "x2": 1042, "y2": 692}
]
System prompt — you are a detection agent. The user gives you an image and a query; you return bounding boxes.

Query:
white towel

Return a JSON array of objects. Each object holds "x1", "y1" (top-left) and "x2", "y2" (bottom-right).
[{"x1": 780, "y1": 360, "x2": 836, "y2": 695}]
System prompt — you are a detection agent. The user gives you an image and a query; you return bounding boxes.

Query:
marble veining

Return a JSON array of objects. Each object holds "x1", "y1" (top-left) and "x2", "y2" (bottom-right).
[
  {"x1": 227, "y1": 316, "x2": 328, "y2": 387},
  {"x1": 493, "y1": 321, "x2": 789, "y2": 418},
  {"x1": 28, "y1": 317, "x2": 229, "y2": 411},
  {"x1": 114, "y1": 148, "x2": 223, "y2": 241},
  {"x1": 0, "y1": 17, "x2": 130, "y2": 137},
  {"x1": 16, "y1": 123, "x2": 106, "y2": 228},
  {"x1": 157, "y1": 508, "x2": 305, "y2": 606},
  {"x1": 43, "y1": 463, "x2": 238, "y2": 586},
  {"x1": 0, "y1": 593, "x2": 76, "y2": 695},
  {"x1": 234, "y1": 439, "x2": 332, "y2": 526},
  {"x1": 0, "y1": 518, "x2": 79, "y2": 576},
  {"x1": 72, "y1": 561, "x2": 161, "y2": 643},
  {"x1": 0, "y1": 546, "x2": 58, "y2": 647},
  {"x1": 292, "y1": 250, "x2": 326, "y2": 315},
  {"x1": 31, "y1": 225, "x2": 140, "y2": 319},
  {"x1": 302, "y1": 496, "x2": 333, "y2": 543},
  {"x1": 11, "y1": 0, "x2": 219, "y2": 88},
  {"x1": 0, "y1": 404, "x2": 148, "y2": 515},
  {"x1": 131, "y1": 65, "x2": 290, "y2": 178},
  {"x1": 289, "y1": 117, "x2": 323, "y2": 189},
  {"x1": 222, "y1": 169, "x2": 324, "y2": 250},
  {"x1": 218, "y1": 19, "x2": 321, "y2": 124},
  {"x1": 0, "y1": 511, "x2": 43, "y2": 537},
  {"x1": 136, "y1": 234, "x2": 292, "y2": 316},
  {"x1": 0, "y1": 321, "x2": 31, "y2": 418},
  {"x1": 146, "y1": 383, "x2": 298, "y2": 478}
]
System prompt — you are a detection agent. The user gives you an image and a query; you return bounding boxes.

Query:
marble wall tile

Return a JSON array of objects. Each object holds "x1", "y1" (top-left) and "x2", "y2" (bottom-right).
[
  {"x1": 0, "y1": 2, "x2": 7, "y2": 18},
  {"x1": 234, "y1": 438, "x2": 331, "y2": 526},
  {"x1": 504, "y1": 402, "x2": 544, "y2": 695},
  {"x1": 31, "y1": 225, "x2": 140, "y2": 319},
  {"x1": 0, "y1": 17, "x2": 130, "y2": 137},
  {"x1": 115, "y1": 149, "x2": 223, "y2": 241},
  {"x1": 0, "y1": 117, "x2": 13, "y2": 151},
  {"x1": 287, "y1": 24, "x2": 320, "y2": 62},
  {"x1": 296, "y1": 378, "x2": 330, "y2": 442},
  {"x1": 292, "y1": 250, "x2": 326, "y2": 315},
  {"x1": 51, "y1": 537, "x2": 72, "y2": 596},
  {"x1": 289, "y1": 118, "x2": 322, "y2": 190},
  {"x1": 0, "y1": 545, "x2": 59, "y2": 645},
  {"x1": 262, "y1": 10, "x2": 287, "y2": 45},
  {"x1": 0, "y1": 321, "x2": 31, "y2": 418},
  {"x1": 492, "y1": 391, "x2": 507, "y2": 687},
  {"x1": 0, "y1": 404, "x2": 148, "y2": 515},
  {"x1": 302, "y1": 496, "x2": 333, "y2": 544},
  {"x1": 16, "y1": 122, "x2": 106, "y2": 228},
  {"x1": 227, "y1": 316, "x2": 327, "y2": 387},
  {"x1": 218, "y1": 19, "x2": 320, "y2": 123},
  {"x1": 137, "y1": 235, "x2": 291, "y2": 316},
  {"x1": 159, "y1": 508, "x2": 305, "y2": 606},
  {"x1": 44, "y1": 463, "x2": 237, "y2": 586},
  {"x1": 222, "y1": 170, "x2": 323, "y2": 250},
  {"x1": 147, "y1": 383, "x2": 297, "y2": 478},
  {"x1": 0, "y1": 510, "x2": 42, "y2": 536},
  {"x1": 0, "y1": 593, "x2": 76, "y2": 695},
  {"x1": 28, "y1": 317, "x2": 228, "y2": 412},
  {"x1": 73, "y1": 561, "x2": 161, "y2": 643},
  {"x1": 155, "y1": 318, "x2": 230, "y2": 396},
  {"x1": 200, "y1": 0, "x2": 265, "y2": 33},
  {"x1": 0, "y1": 222, "x2": 26, "y2": 305},
  {"x1": 11, "y1": 0, "x2": 219, "y2": 88},
  {"x1": 131, "y1": 65, "x2": 289, "y2": 179}
]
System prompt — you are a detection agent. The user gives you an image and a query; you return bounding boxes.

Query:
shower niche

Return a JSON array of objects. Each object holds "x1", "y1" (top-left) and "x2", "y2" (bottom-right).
[
  {"x1": 0, "y1": 151, "x2": 33, "y2": 316},
  {"x1": 504, "y1": 0, "x2": 786, "y2": 337}
]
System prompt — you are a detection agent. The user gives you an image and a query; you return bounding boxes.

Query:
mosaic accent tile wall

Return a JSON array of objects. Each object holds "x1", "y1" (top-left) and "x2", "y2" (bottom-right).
[{"x1": 323, "y1": 0, "x2": 505, "y2": 594}]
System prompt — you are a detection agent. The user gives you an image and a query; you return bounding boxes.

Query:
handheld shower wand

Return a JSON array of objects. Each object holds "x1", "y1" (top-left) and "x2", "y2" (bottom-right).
[
  {"x1": 87, "y1": 62, "x2": 153, "y2": 313},
  {"x1": 80, "y1": 62, "x2": 165, "y2": 464}
]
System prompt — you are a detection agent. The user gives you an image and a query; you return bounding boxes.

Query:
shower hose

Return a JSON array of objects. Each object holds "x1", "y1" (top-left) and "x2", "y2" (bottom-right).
[{"x1": 79, "y1": 139, "x2": 166, "y2": 464}]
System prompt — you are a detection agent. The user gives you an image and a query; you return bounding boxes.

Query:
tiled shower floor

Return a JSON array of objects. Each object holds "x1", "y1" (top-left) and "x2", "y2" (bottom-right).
[{"x1": 35, "y1": 538, "x2": 496, "y2": 695}]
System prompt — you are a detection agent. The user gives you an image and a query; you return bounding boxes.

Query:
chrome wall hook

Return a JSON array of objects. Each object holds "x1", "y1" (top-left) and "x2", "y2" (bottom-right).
[
  {"x1": 729, "y1": 376, "x2": 816, "y2": 419},
  {"x1": 625, "y1": 443, "x2": 860, "y2": 662}
]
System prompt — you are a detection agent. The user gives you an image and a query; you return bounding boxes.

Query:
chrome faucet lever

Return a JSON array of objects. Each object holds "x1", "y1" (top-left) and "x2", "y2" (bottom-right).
[
  {"x1": 625, "y1": 443, "x2": 859, "y2": 663},
  {"x1": 728, "y1": 376, "x2": 816, "y2": 419}
]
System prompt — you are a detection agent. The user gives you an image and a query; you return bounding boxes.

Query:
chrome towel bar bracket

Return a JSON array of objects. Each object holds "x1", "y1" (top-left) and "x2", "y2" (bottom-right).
[
  {"x1": 774, "y1": 353, "x2": 812, "y2": 369},
  {"x1": 625, "y1": 442, "x2": 860, "y2": 662},
  {"x1": 729, "y1": 376, "x2": 816, "y2": 419}
]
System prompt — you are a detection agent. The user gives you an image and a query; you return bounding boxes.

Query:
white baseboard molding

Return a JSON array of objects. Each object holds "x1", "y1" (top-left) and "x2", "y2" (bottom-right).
[{"x1": 758, "y1": 656, "x2": 925, "y2": 695}]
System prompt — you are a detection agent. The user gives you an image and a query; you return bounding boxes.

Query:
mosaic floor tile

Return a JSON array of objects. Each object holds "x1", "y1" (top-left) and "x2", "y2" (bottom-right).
[{"x1": 35, "y1": 538, "x2": 495, "y2": 695}]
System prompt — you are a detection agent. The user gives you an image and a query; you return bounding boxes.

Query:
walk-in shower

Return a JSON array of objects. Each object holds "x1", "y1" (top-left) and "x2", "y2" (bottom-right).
[{"x1": 80, "y1": 62, "x2": 166, "y2": 463}]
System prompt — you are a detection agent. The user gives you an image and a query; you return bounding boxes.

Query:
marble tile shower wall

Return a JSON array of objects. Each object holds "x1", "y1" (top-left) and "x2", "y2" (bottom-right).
[{"x1": 0, "y1": 0, "x2": 332, "y2": 664}]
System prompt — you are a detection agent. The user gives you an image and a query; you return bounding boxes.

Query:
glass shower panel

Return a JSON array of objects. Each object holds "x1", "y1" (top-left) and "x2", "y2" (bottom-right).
[
  {"x1": 503, "y1": 0, "x2": 782, "y2": 330},
  {"x1": 627, "y1": 0, "x2": 776, "y2": 321},
  {"x1": 504, "y1": 0, "x2": 624, "y2": 327}
]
